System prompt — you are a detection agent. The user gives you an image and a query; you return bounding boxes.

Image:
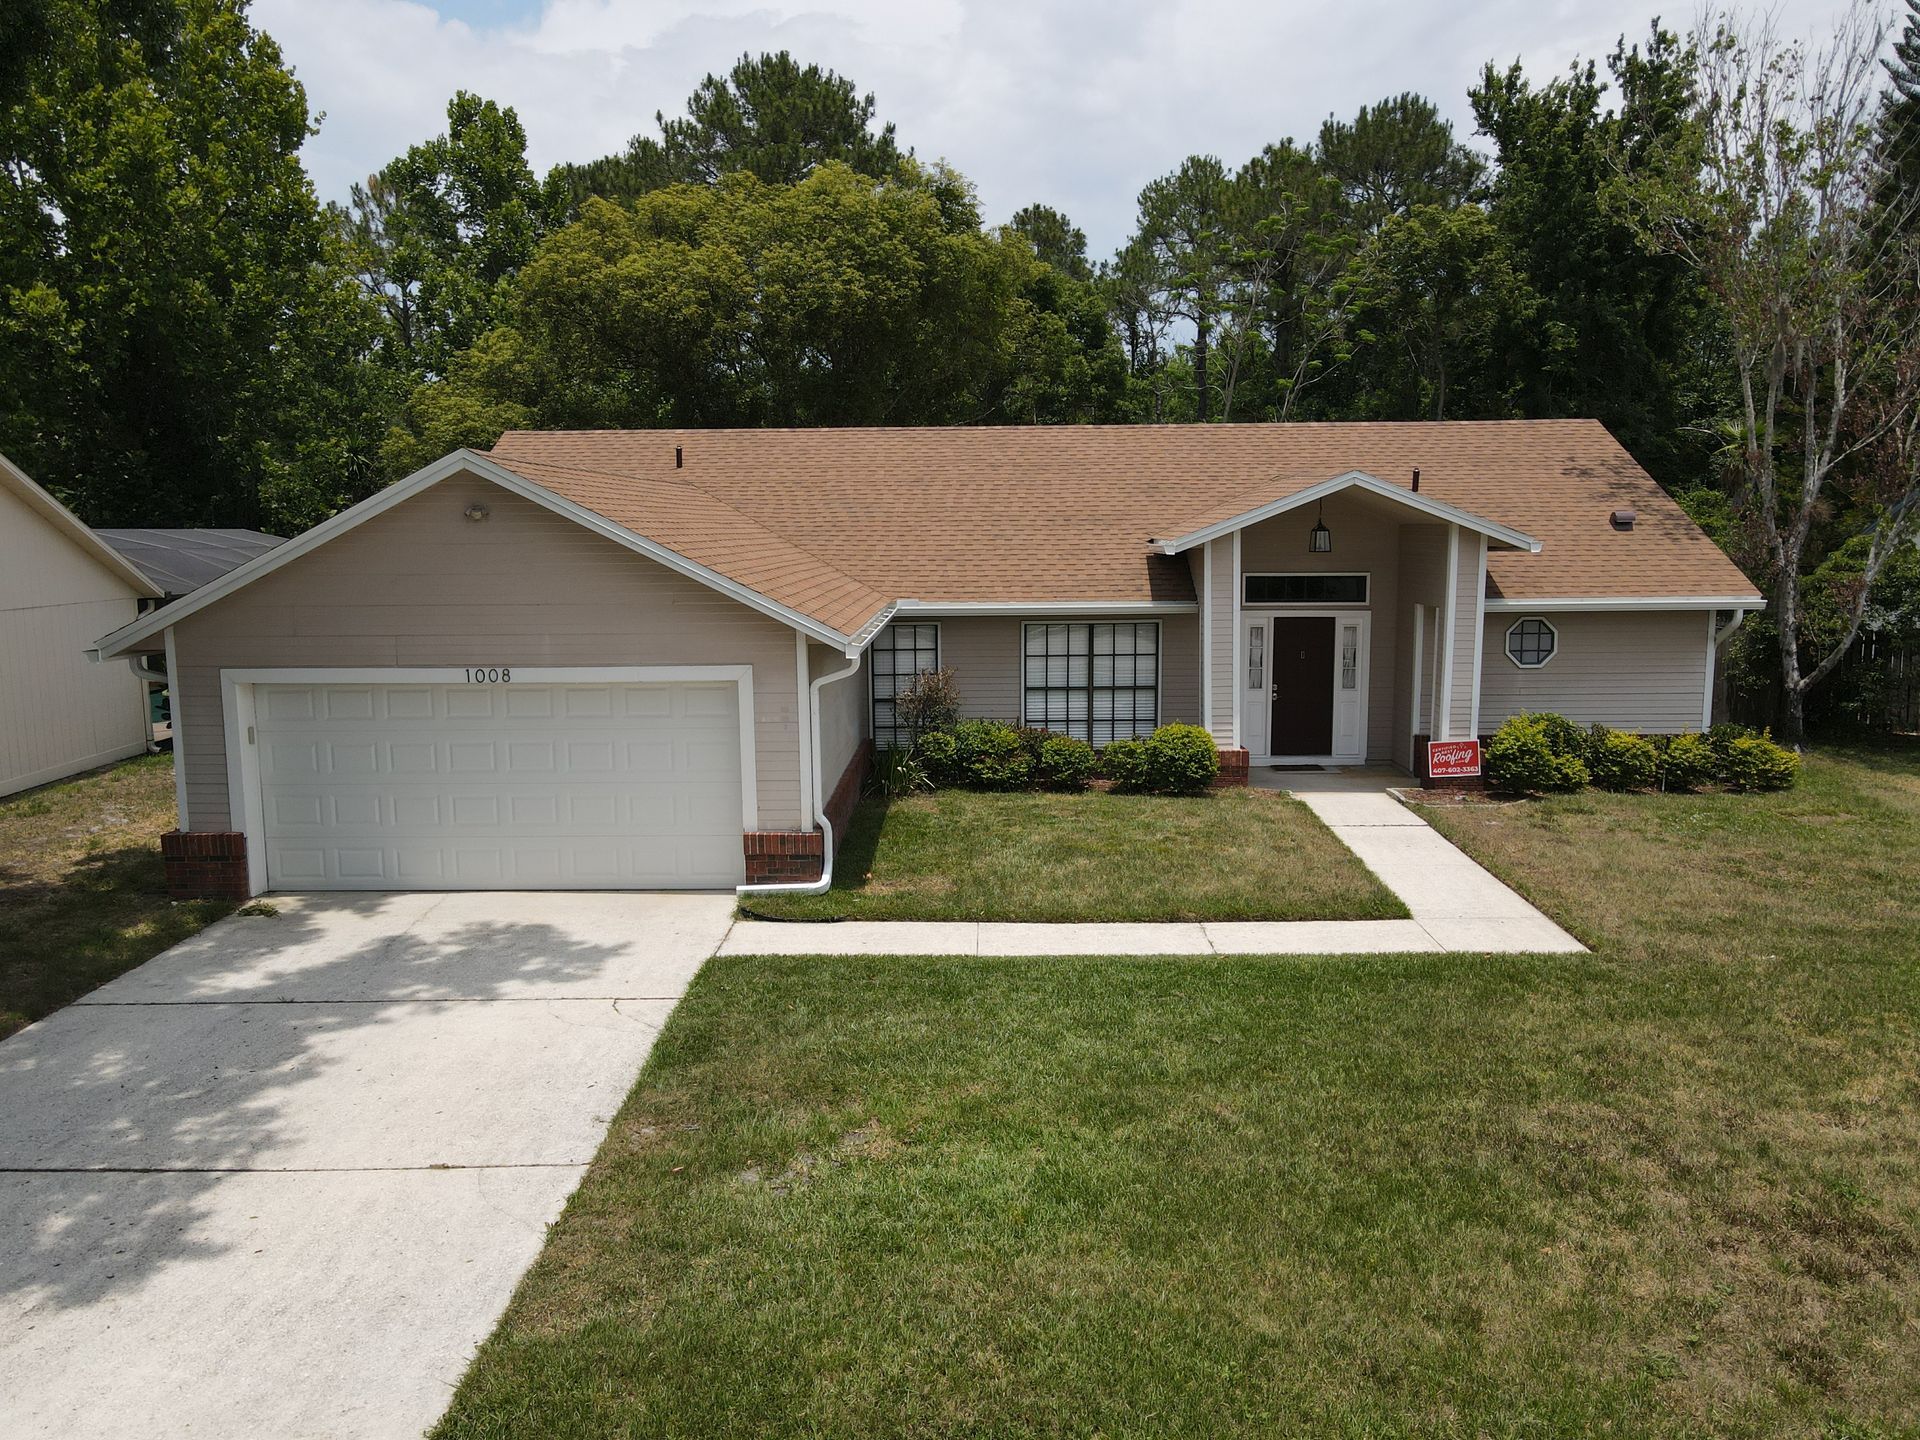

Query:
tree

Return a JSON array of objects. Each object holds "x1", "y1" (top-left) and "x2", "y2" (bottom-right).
[
  {"x1": 1617, "y1": 5, "x2": 1920, "y2": 741},
  {"x1": 1317, "y1": 92, "x2": 1485, "y2": 232},
  {"x1": 1132, "y1": 156, "x2": 1236, "y2": 420},
  {"x1": 1879, "y1": 0, "x2": 1920, "y2": 234},
  {"x1": 384, "y1": 162, "x2": 1107, "y2": 470},
  {"x1": 1009, "y1": 203, "x2": 1092, "y2": 280},
  {"x1": 549, "y1": 51, "x2": 904, "y2": 211},
  {"x1": 335, "y1": 91, "x2": 551, "y2": 384},
  {"x1": 0, "y1": 0, "x2": 385, "y2": 530}
]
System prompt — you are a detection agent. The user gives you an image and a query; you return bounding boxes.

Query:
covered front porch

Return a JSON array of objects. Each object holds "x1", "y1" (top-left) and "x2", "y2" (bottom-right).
[{"x1": 1158, "y1": 471, "x2": 1540, "y2": 773}]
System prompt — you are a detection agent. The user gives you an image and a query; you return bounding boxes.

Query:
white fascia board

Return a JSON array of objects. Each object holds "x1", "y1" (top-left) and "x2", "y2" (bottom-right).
[
  {"x1": 90, "y1": 448, "x2": 864, "y2": 658},
  {"x1": 1151, "y1": 470, "x2": 1542, "y2": 556},
  {"x1": 888, "y1": 599, "x2": 1199, "y2": 616},
  {"x1": 1483, "y1": 595, "x2": 1765, "y2": 612}
]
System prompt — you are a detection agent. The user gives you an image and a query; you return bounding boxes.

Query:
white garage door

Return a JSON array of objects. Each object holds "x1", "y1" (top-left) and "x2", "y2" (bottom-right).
[{"x1": 254, "y1": 680, "x2": 746, "y2": 890}]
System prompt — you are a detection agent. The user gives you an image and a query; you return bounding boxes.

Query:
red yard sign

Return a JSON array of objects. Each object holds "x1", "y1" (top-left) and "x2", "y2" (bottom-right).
[{"x1": 1427, "y1": 739, "x2": 1482, "y2": 778}]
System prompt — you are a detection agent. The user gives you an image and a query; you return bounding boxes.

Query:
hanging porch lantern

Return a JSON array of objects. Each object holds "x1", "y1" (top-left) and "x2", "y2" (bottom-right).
[{"x1": 1308, "y1": 506, "x2": 1332, "y2": 553}]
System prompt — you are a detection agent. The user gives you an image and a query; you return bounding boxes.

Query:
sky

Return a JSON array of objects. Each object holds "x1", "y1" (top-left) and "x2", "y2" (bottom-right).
[{"x1": 259, "y1": 0, "x2": 1858, "y2": 258}]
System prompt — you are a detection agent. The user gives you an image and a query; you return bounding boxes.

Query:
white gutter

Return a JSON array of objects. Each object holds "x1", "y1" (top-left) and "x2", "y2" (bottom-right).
[{"x1": 736, "y1": 647, "x2": 865, "y2": 899}]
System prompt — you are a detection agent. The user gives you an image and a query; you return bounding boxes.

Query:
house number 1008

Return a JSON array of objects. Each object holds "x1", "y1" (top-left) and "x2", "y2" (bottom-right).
[{"x1": 464, "y1": 667, "x2": 512, "y2": 683}]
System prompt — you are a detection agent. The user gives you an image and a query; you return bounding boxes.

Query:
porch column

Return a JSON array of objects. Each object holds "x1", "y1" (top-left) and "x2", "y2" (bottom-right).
[{"x1": 1203, "y1": 535, "x2": 1237, "y2": 748}]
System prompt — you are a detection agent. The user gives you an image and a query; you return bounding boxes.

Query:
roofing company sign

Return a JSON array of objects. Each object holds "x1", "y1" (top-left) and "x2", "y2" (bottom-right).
[{"x1": 1427, "y1": 739, "x2": 1482, "y2": 778}]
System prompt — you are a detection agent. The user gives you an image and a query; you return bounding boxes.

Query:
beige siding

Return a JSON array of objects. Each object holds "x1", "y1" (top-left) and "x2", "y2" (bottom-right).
[
  {"x1": 1448, "y1": 529, "x2": 1480, "y2": 739},
  {"x1": 170, "y1": 471, "x2": 806, "y2": 831},
  {"x1": 1479, "y1": 610, "x2": 1711, "y2": 733},
  {"x1": 1206, "y1": 538, "x2": 1236, "y2": 744},
  {"x1": 894, "y1": 613, "x2": 1200, "y2": 734},
  {"x1": 0, "y1": 484, "x2": 149, "y2": 796},
  {"x1": 812, "y1": 640, "x2": 867, "y2": 800}
]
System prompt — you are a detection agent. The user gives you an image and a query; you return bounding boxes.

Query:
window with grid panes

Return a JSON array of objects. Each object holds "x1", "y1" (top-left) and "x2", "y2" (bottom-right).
[
  {"x1": 1022, "y1": 622, "x2": 1159, "y2": 744},
  {"x1": 870, "y1": 623, "x2": 940, "y2": 747}
]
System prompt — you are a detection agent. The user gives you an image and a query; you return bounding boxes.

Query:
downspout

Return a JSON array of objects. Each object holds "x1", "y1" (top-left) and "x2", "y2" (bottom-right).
[{"x1": 736, "y1": 647, "x2": 864, "y2": 899}]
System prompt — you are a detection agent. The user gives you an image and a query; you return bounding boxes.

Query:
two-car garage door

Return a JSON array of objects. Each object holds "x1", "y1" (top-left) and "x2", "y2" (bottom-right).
[{"x1": 253, "y1": 680, "x2": 746, "y2": 890}]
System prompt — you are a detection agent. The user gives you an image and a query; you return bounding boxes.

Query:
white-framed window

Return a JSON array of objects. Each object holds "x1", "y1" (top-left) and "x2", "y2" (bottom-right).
[
  {"x1": 1244, "y1": 573, "x2": 1369, "y2": 605},
  {"x1": 871, "y1": 622, "x2": 940, "y2": 747},
  {"x1": 1022, "y1": 622, "x2": 1159, "y2": 744},
  {"x1": 1505, "y1": 616, "x2": 1558, "y2": 668}
]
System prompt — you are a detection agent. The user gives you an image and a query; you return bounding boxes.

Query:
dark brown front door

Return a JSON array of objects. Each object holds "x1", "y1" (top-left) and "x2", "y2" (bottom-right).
[{"x1": 1269, "y1": 617, "x2": 1335, "y2": 755}]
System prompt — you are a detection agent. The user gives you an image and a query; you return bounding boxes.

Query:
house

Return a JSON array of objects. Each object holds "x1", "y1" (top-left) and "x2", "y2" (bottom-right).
[
  {"x1": 1, "y1": 454, "x2": 162, "y2": 797},
  {"x1": 88, "y1": 421, "x2": 1762, "y2": 899}
]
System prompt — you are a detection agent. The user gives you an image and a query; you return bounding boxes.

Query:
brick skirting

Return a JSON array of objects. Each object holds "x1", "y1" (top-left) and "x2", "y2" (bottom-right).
[
  {"x1": 1213, "y1": 748, "x2": 1250, "y2": 787},
  {"x1": 161, "y1": 829, "x2": 251, "y2": 900},
  {"x1": 1413, "y1": 734, "x2": 1490, "y2": 791},
  {"x1": 743, "y1": 741, "x2": 874, "y2": 884}
]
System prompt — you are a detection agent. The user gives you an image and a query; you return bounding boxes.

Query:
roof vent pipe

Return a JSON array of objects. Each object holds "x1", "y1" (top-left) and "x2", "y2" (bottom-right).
[
  {"x1": 1611, "y1": 508, "x2": 1636, "y2": 531},
  {"x1": 1411, "y1": 468, "x2": 1420, "y2": 493},
  {"x1": 675, "y1": 445, "x2": 683, "y2": 469}
]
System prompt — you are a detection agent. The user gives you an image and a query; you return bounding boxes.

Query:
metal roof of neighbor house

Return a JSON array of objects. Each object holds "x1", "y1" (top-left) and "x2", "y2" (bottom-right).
[
  {"x1": 95, "y1": 528, "x2": 285, "y2": 598},
  {"x1": 488, "y1": 420, "x2": 1762, "y2": 612}
]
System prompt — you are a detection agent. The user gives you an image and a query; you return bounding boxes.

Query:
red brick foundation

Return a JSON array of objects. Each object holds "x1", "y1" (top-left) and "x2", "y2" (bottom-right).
[
  {"x1": 1413, "y1": 735, "x2": 1490, "y2": 791},
  {"x1": 1213, "y1": 748, "x2": 1250, "y2": 787},
  {"x1": 161, "y1": 830, "x2": 251, "y2": 900},
  {"x1": 743, "y1": 741, "x2": 874, "y2": 883}
]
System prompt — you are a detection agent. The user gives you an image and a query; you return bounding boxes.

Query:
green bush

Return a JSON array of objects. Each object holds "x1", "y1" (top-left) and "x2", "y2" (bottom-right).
[
  {"x1": 870, "y1": 747, "x2": 931, "y2": 798},
  {"x1": 915, "y1": 730, "x2": 962, "y2": 788},
  {"x1": 1036, "y1": 735, "x2": 1096, "y2": 791},
  {"x1": 1140, "y1": 723, "x2": 1220, "y2": 794},
  {"x1": 1657, "y1": 732, "x2": 1716, "y2": 791},
  {"x1": 1097, "y1": 737, "x2": 1149, "y2": 792},
  {"x1": 1583, "y1": 726, "x2": 1658, "y2": 791},
  {"x1": 950, "y1": 719, "x2": 1031, "y2": 790},
  {"x1": 1718, "y1": 733, "x2": 1801, "y2": 792},
  {"x1": 1484, "y1": 714, "x2": 1589, "y2": 795}
]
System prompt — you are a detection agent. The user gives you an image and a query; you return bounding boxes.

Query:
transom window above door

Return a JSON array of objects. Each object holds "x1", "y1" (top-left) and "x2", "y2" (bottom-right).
[
  {"x1": 1243, "y1": 573, "x2": 1369, "y2": 605},
  {"x1": 1023, "y1": 622, "x2": 1159, "y2": 744},
  {"x1": 871, "y1": 622, "x2": 939, "y2": 747}
]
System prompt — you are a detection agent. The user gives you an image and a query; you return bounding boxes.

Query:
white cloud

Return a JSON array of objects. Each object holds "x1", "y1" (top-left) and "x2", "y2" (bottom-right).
[{"x1": 262, "y1": 0, "x2": 1862, "y2": 255}]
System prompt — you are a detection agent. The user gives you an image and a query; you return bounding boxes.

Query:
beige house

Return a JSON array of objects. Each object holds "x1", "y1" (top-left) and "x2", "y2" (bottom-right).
[
  {"x1": 91, "y1": 421, "x2": 1762, "y2": 900},
  {"x1": 2, "y1": 455, "x2": 160, "y2": 797}
]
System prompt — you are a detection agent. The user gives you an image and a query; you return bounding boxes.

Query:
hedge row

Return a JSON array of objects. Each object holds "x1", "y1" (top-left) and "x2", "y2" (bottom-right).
[
  {"x1": 1483, "y1": 714, "x2": 1800, "y2": 796},
  {"x1": 891, "y1": 720, "x2": 1220, "y2": 795}
]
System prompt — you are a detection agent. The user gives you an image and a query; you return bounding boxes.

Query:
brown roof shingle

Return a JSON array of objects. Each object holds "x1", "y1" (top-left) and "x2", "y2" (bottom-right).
[{"x1": 488, "y1": 420, "x2": 1759, "y2": 634}]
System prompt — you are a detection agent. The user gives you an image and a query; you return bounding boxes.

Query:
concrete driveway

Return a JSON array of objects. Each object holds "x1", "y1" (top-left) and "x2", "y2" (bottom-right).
[{"x1": 0, "y1": 891, "x2": 734, "y2": 1440}]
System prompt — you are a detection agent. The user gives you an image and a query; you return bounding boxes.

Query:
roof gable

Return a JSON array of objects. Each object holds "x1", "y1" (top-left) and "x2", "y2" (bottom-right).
[
  {"x1": 0, "y1": 453, "x2": 161, "y2": 598},
  {"x1": 1150, "y1": 470, "x2": 1542, "y2": 554}
]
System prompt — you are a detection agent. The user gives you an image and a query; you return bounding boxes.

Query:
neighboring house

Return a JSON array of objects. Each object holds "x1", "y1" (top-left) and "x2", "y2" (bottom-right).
[
  {"x1": 1, "y1": 454, "x2": 162, "y2": 797},
  {"x1": 91, "y1": 421, "x2": 1761, "y2": 899},
  {"x1": 96, "y1": 528, "x2": 285, "y2": 603}
]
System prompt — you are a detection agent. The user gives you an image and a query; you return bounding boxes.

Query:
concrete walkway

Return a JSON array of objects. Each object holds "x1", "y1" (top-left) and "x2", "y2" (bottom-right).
[{"x1": 722, "y1": 770, "x2": 1584, "y2": 958}]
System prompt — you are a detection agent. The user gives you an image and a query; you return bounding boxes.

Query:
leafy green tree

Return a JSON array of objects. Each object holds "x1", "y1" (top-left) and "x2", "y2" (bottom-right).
[
  {"x1": 1878, "y1": 0, "x2": 1920, "y2": 237},
  {"x1": 385, "y1": 162, "x2": 1105, "y2": 470},
  {"x1": 1009, "y1": 204, "x2": 1092, "y2": 281},
  {"x1": 336, "y1": 91, "x2": 551, "y2": 383},
  {"x1": 0, "y1": 0, "x2": 385, "y2": 530},
  {"x1": 1132, "y1": 156, "x2": 1236, "y2": 420},
  {"x1": 549, "y1": 51, "x2": 904, "y2": 212},
  {"x1": 1316, "y1": 92, "x2": 1485, "y2": 232}
]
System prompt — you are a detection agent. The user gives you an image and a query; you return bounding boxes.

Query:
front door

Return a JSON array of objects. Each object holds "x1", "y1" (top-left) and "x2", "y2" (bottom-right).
[{"x1": 1270, "y1": 617, "x2": 1335, "y2": 756}]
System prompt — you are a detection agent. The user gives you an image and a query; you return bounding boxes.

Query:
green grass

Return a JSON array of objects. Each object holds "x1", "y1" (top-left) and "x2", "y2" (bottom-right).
[
  {"x1": 0, "y1": 754, "x2": 230, "y2": 1039},
  {"x1": 743, "y1": 787, "x2": 1406, "y2": 922},
  {"x1": 437, "y1": 742, "x2": 1920, "y2": 1437}
]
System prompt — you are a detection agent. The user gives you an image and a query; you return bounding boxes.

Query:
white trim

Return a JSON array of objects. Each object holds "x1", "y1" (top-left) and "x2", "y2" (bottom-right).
[
  {"x1": 737, "y1": 650, "x2": 864, "y2": 899},
  {"x1": 1230, "y1": 531, "x2": 1243, "y2": 749},
  {"x1": 1016, "y1": 619, "x2": 1164, "y2": 743},
  {"x1": 219, "y1": 664, "x2": 759, "y2": 898},
  {"x1": 91, "y1": 449, "x2": 875, "y2": 660},
  {"x1": 794, "y1": 633, "x2": 814, "y2": 831},
  {"x1": 0, "y1": 452, "x2": 163, "y2": 598},
  {"x1": 1200, "y1": 542, "x2": 1214, "y2": 735},
  {"x1": 1241, "y1": 571, "x2": 1372, "y2": 606},
  {"x1": 889, "y1": 599, "x2": 1196, "y2": 616},
  {"x1": 1247, "y1": 610, "x2": 1371, "y2": 765},
  {"x1": 165, "y1": 627, "x2": 187, "y2": 830},
  {"x1": 1470, "y1": 534, "x2": 1487, "y2": 737},
  {"x1": 1152, "y1": 470, "x2": 1542, "y2": 556},
  {"x1": 1483, "y1": 595, "x2": 1763, "y2": 612},
  {"x1": 1502, "y1": 616, "x2": 1560, "y2": 670},
  {"x1": 1438, "y1": 526, "x2": 1459, "y2": 739},
  {"x1": 1702, "y1": 610, "x2": 1717, "y2": 731},
  {"x1": 1409, "y1": 602, "x2": 1424, "y2": 767}
]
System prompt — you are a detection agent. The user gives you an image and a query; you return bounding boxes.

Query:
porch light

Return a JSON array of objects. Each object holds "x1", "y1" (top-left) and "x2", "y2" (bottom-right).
[{"x1": 1308, "y1": 508, "x2": 1332, "y2": 553}]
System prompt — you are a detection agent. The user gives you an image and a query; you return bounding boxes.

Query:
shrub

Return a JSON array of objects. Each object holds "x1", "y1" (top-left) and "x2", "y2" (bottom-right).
[
  {"x1": 1514, "y1": 711, "x2": 1588, "y2": 763},
  {"x1": 1097, "y1": 737, "x2": 1149, "y2": 792},
  {"x1": 1012, "y1": 726, "x2": 1055, "y2": 764},
  {"x1": 916, "y1": 730, "x2": 962, "y2": 788},
  {"x1": 1484, "y1": 714, "x2": 1589, "y2": 795},
  {"x1": 950, "y1": 719, "x2": 1031, "y2": 790},
  {"x1": 870, "y1": 747, "x2": 930, "y2": 798},
  {"x1": 1658, "y1": 732, "x2": 1716, "y2": 791},
  {"x1": 1583, "y1": 726, "x2": 1658, "y2": 791},
  {"x1": 893, "y1": 667, "x2": 961, "y2": 743},
  {"x1": 1036, "y1": 735, "x2": 1096, "y2": 791},
  {"x1": 1140, "y1": 723, "x2": 1220, "y2": 794},
  {"x1": 1719, "y1": 732, "x2": 1801, "y2": 792}
]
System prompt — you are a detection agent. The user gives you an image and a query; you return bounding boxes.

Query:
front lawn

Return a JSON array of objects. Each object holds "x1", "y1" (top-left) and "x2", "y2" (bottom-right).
[
  {"x1": 437, "y1": 743, "x2": 1920, "y2": 1437},
  {"x1": 742, "y1": 786, "x2": 1406, "y2": 922},
  {"x1": 0, "y1": 754, "x2": 230, "y2": 1039}
]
